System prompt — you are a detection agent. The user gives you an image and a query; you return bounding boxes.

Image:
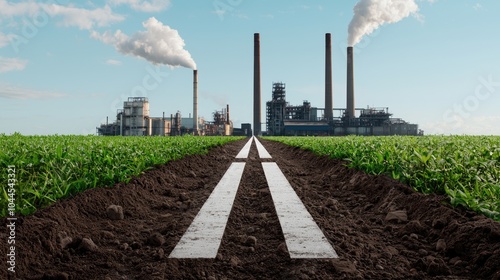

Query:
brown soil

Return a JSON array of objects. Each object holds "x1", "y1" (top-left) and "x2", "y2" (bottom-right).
[{"x1": 1, "y1": 138, "x2": 499, "y2": 280}]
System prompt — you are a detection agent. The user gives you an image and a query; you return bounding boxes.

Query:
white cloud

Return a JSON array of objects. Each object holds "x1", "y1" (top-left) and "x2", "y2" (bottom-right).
[
  {"x1": 0, "y1": 0, "x2": 40, "y2": 17},
  {"x1": 91, "y1": 17, "x2": 196, "y2": 69},
  {"x1": 42, "y1": 4, "x2": 125, "y2": 30},
  {"x1": 0, "y1": 57, "x2": 27, "y2": 73},
  {"x1": 109, "y1": 0, "x2": 171, "y2": 12},
  {"x1": 473, "y1": 3, "x2": 482, "y2": 10},
  {"x1": 106, "y1": 59, "x2": 122, "y2": 65},
  {"x1": 0, "y1": 83, "x2": 66, "y2": 99},
  {"x1": 0, "y1": 1, "x2": 124, "y2": 30}
]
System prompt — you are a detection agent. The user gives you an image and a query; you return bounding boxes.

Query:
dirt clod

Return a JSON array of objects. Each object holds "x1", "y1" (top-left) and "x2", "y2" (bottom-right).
[
  {"x1": 58, "y1": 232, "x2": 73, "y2": 250},
  {"x1": 385, "y1": 210, "x2": 408, "y2": 223},
  {"x1": 432, "y1": 218, "x2": 447, "y2": 229},
  {"x1": 147, "y1": 232, "x2": 165, "y2": 247},
  {"x1": 155, "y1": 248, "x2": 165, "y2": 260},
  {"x1": 331, "y1": 259, "x2": 359, "y2": 275},
  {"x1": 130, "y1": 241, "x2": 141, "y2": 250},
  {"x1": 402, "y1": 220, "x2": 426, "y2": 235},
  {"x1": 244, "y1": 235, "x2": 257, "y2": 247},
  {"x1": 230, "y1": 256, "x2": 241, "y2": 267},
  {"x1": 106, "y1": 205, "x2": 124, "y2": 220},
  {"x1": 79, "y1": 238, "x2": 98, "y2": 252},
  {"x1": 436, "y1": 238, "x2": 447, "y2": 252},
  {"x1": 178, "y1": 192, "x2": 189, "y2": 202},
  {"x1": 277, "y1": 242, "x2": 288, "y2": 255}
]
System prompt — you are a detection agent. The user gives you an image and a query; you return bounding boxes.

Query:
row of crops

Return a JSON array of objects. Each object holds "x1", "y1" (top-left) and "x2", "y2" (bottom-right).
[
  {"x1": 265, "y1": 136, "x2": 500, "y2": 221},
  {"x1": 0, "y1": 134, "x2": 244, "y2": 217}
]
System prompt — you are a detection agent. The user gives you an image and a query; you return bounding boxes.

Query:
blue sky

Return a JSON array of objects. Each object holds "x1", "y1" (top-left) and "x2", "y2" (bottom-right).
[{"x1": 0, "y1": 0, "x2": 499, "y2": 135}]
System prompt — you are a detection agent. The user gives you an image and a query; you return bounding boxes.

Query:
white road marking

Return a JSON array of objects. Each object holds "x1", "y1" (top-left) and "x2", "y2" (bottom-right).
[
  {"x1": 262, "y1": 162, "x2": 338, "y2": 258},
  {"x1": 168, "y1": 162, "x2": 246, "y2": 258},
  {"x1": 254, "y1": 137, "x2": 272, "y2": 159},
  {"x1": 235, "y1": 136, "x2": 253, "y2": 159}
]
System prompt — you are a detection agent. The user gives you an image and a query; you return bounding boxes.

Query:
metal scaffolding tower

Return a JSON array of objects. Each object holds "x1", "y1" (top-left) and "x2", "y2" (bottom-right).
[{"x1": 266, "y1": 82, "x2": 287, "y2": 135}]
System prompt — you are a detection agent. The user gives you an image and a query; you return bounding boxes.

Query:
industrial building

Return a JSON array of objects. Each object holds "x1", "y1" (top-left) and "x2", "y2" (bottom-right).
[
  {"x1": 265, "y1": 83, "x2": 420, "y2": 136},
  {"x1": 256, "y1": 33, "x2": 422, "y2": 136},
  {"x1": 96, "y1": 96, "x2": 233, "y2": 136},
  {"x1": 97, "y1": 68, "x2": 240, "y2": 136}
]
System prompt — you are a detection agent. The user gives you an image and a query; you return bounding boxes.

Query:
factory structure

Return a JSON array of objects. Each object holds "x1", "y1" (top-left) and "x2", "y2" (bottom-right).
[
  {"x1": 96, "y1": 96, "x2": 240, "y2": 136},
  {"x1": 98, "y1": 32, "x2": 421, "y2": 137},
  {"x1": 96, "y1": 70, "x2": 248, "y2": 136},
  {"x1": 256, "y1": 33, "x2": 422, "y2": 136}
]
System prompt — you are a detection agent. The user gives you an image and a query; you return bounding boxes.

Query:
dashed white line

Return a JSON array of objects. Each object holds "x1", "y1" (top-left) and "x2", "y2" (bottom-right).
[
  {"x1": 254, "y1": 137, "x2": 272, "y2": 159},
  {"x1": 235, "y1": 136, "x2": 254, "y2": 159},
  {"x1": 168, "y1": 162, "x2": 246, "y2": 258},
  {"x1": 262, "y1": 162, "x2": 338, "y2": 259}
]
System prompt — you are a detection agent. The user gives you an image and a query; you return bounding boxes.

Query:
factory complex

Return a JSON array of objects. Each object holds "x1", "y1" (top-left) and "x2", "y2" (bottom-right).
[
  {"x1": 96, "y1": 97, "x2": 247, "y2": 137},
  {"x1": 97, "y1": 33, "x2": 422, "y2": 137}
]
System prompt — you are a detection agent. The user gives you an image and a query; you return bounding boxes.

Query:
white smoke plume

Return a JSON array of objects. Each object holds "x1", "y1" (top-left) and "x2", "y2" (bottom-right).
[
  {"x1": 92, "y1": 17, "x2": 196, "y2": 69},
  {"x1": 348, "y1": 0, "x2": 419, "y2": 46}
]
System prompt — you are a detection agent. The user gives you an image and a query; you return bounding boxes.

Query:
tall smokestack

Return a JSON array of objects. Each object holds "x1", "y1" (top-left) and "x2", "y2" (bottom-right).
[
  {"x1": 325, "y1": 33, "x2": 333, "y2": 122},
  {"x1": 193, "y1": 69, "x2": 198, "y2": 134},
  {"x1": 346, "y1": 47, "x2": 355, "y2": 119},
  {"x1": 226, "y1": 104, "x2": 230, "y2": 125},
  {"x1": 253, "y1": 33, "x2": 261, "y2": 136}
]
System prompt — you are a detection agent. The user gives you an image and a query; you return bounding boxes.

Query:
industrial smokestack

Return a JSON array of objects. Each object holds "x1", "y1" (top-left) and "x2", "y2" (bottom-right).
[
  {"x1": 325, "y1": 33, "x2": 333, "y2": 122},
  {"x1": 346, "y1": 47, "x2": 355, "y2": 119},
  {"x1": 193, "y1": 69, "x2": 198, "y2": 134},
  {"x1": 226, "y1": 104, "x2": 230, "y2": 125},
  {"x1": 253, "y1": 33, "x2": 261, "y2": 136}
]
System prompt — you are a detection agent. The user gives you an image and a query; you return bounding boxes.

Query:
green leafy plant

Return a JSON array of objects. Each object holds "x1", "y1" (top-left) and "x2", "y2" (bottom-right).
[
  {"x1": 265, "y1": 135, "x2": 500, "y2": 221},
  {"x1": 0, "y1": 135, "x2": 244, "y2": 217}
]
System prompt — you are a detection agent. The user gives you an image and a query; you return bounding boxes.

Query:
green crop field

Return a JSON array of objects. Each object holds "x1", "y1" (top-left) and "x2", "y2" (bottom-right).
[
  {"x1": 265, "y1": 136, "x2": 500, "y2": 221},
  {"x1": 0, "y1": 134, "x2": 244, "y2": 217}
]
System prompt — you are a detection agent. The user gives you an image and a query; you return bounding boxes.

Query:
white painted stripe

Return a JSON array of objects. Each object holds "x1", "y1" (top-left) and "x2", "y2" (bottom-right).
[
  {"x1": 235, "y1": 136, "x2": 253, "y2": 158},
  {"x1": 169, "y1": 162, "x2": 246, "y2": 258},
  {"x1": 254, "y1": 137, "x2": 272, "y2": 159},
  {"x1": 262, "y1": 162, "x2": 338, "y2": 258}
]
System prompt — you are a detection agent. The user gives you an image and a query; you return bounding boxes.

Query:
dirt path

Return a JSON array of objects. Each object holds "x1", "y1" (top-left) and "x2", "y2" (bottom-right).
[{"x1": 1, "y1": 138, "x2": 499, "y2": 279}]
